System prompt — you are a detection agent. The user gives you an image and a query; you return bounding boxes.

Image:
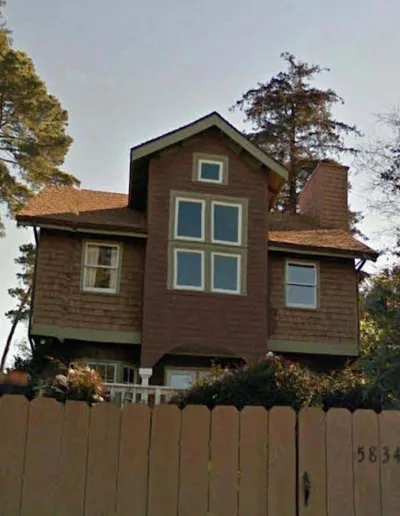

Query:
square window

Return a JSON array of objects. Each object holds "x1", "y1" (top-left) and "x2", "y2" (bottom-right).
[
  {"x1": 286, "y1": 262, "x2": 317, "y2": 308},
  {"x1": 212, "y1": 253, "x2": 240, "y2": 294},
  {"x1": 198, "y1": 159, "x2": 223, "y2": 183},
  {"x1": 87, "y1": 363, "x2": 116, "y2": 383},
  {"x1": 174, "y1": 249, "x2": 204, "y2": 290},
  {"x1": 83, "y1": 243, "x2": 120, "y2": 293},
  {"x1": 122, "y1": 366, "x2": 136, "y2": 384},
  {"x1": 175, "y1": 198, "x2": 204, "y2": 241},
  {"x1": 212, "y1": 202, "x2": 241, "y2": 245}
]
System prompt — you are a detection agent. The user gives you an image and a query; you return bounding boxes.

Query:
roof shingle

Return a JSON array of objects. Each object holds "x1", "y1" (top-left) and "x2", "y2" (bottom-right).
[{"x1": 17, "y1": 186, "x2": 145, "y2": 232}]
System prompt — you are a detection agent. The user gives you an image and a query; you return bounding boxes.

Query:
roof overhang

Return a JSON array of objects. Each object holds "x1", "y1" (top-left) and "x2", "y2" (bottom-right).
[
  {"x1": 269, "y1": 244, "x2": 379, "y2": 261},
  {"x1": 129, "y1": 112, "x2": 288, "y2": 209}
]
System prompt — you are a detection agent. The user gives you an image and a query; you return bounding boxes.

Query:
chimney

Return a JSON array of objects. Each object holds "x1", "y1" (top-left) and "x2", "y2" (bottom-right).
[{"x1": 299, "y1": 161, "x2": 349, "y2": 230}]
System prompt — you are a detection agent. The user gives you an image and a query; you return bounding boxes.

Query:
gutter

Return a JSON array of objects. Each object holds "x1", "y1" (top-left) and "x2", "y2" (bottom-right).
[{"x1": 28, "y1": 227, "x2": 40, "y2": 350}]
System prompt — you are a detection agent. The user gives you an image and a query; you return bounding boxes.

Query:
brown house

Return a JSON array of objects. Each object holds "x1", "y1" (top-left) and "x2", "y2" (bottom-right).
[{"x1": 17, "y1": 112, "x2": 377, "y2": 402}]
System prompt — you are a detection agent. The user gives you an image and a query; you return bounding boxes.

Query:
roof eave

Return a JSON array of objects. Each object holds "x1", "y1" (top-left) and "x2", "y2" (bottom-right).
[{"x1": 268, "y1": 243, "x2": 379, "y2": 261}]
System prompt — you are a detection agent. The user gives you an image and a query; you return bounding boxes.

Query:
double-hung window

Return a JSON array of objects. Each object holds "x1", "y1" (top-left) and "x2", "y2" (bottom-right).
[
  {"x1": 82, "y1": 242, "x2": 121, "y2": 293},
  {"x1": 285, "y1": 261, "x2": 318, "y2": 309},
  {"x1": 170, "y1": 192, "x2": 247, "y2": 295}
]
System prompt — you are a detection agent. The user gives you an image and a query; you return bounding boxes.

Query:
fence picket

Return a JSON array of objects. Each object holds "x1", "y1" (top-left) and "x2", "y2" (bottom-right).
[
  {"x1": 178, "y1": 405, "x2": 211, "y2": 516},
  {"x1": 267, "y1": 406, "x2": 296, "y2": 516},
  {"x1": 353, "y1": 409, "x2": 382, "y2": 516},
  {"x1": 238, "y1": 407, "x2": 268, "y2": 516},
  {"x1": 209, "y1": 406, "x2": 240, "y2": 516},
  {"x1": 0, "y1": 396, "x2": 29, "y2": 516},
  {"x1": 298, "y1": 408, "x2": 327, "y2": 516},
  {"x1": 20, "y1": 397, "x2": 64, "y2": 516},
  {"x1": 379, "y1": 411, "x2": 400, "y2": 515},
  {"x1": 84, "y1": 402, "x2": 121, "y2": 516},
  {"x1": 326, "y1": 408, "x2": 354, "y2": 516},
  {"x1": 116, "y1": 404, "x2": 151, "y2": 516},
  {"x1": 147, "y1": 404, "x2": 181, "y2": 516}
]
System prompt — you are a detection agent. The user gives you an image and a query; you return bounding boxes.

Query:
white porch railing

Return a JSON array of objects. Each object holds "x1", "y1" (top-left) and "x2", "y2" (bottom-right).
[{"x1": 103, "y1": 383, "x2": 184, "y2": 406}]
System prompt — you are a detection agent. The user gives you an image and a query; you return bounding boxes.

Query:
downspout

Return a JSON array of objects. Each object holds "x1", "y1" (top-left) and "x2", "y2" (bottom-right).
[
  {"x1": 351, "y1": 257, "x2": 367, "y2": 368},
  {"x1": 28, "y1": 226, "x2": 40, "y2": 351}
]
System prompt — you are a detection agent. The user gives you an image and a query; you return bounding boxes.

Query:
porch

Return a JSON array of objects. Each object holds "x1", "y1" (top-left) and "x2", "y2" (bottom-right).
[{"x1": 103, "y1": 382, "x2": 184, "y2": 406}]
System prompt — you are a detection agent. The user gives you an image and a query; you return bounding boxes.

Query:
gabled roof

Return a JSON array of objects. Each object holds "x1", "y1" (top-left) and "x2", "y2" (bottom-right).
[
  {"x1": 17, "y1": 187, "x2": 378, "y2": 260},
  {"x1": 130, "y1": 111, "x2": 288, "y2": 184}
]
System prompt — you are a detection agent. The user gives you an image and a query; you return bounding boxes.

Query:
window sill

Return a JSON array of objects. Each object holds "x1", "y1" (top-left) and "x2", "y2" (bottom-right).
[
  {"x1": 284, "y1": 304, "x2": 318, "y2": 311},
  {"x1": 81, "y1": 288, "x2": 119, "y2": 296}
]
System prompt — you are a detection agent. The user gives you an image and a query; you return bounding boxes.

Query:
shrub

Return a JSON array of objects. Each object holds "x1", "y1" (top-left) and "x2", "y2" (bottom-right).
[{"x1": 172, "y1": 355, "x2": 394, "y2": 412}]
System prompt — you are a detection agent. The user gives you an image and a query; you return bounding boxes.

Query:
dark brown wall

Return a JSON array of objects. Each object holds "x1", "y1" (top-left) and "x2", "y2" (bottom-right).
[
  {"x1": 141, "y1": 129, "x2": 269, "y2": 367},
  {"x1": 33, "y1": 230, "x2": 144, "y2": 333},
  {"x1": 268, "y1": 252, "x2": 358, "y2": 348}
]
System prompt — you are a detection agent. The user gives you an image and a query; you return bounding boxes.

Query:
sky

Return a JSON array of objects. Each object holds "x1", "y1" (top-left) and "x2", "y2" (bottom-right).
[{"x1": 0, "y1": 0, "x2": 399, "y2": 361}]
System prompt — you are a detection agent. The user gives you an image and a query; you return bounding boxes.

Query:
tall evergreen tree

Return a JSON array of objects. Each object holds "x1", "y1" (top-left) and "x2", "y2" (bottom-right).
[
  {"x1": 0, "y1": 12, "x2": 78, "y2": 235},
  {"x1": 232, "y1": 53, "x2": 360, "y2": 212}
]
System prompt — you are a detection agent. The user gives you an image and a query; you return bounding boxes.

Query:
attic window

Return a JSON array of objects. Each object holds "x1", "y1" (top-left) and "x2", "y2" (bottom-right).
[
  {"x1": 198, "y1": 159, "x2": 223, "y2": 183},
  {"x1": 193, "y1": 153, "x2": 229, "y2": 185}
]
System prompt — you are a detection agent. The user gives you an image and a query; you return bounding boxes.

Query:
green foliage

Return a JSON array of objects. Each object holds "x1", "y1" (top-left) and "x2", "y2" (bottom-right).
[
  {"x1": 232, "y1": 52, "x2": 360, "y2": 212},
  {"x1": 172, "y1": 355, "x2": 389, "y2": 412},
  {"x1": 6, "y1": 243, "x2": 35, "y2": 322},
  {"x1": 0, "y1": 28, "x2": 78, "y2": 235}
]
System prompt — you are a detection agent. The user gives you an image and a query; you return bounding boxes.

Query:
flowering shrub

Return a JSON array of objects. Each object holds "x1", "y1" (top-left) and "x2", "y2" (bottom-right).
[
  {"x1": 172, "y1": 355, "x2": 392, "y2": 411},
  {"x1": 46, "y1": 363, "x2": 104, "y2": 405}
]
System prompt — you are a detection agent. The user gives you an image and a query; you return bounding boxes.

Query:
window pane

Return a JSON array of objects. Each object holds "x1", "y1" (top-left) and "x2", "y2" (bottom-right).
[
  {"x1": 200, "y1": 161, "x2": 221, "y2": 181},
  {"x1": 286, "y1": 285, "x2": 316, "y2": 307},
  {"x1": 86, "y1": 245, "x2": 118, "y2": 267},
  {"x1": 213, "y1": 254, "x2": 239, "y2": 292},
  {"x1": 176, "y1": 200, "x2": 203, "y2": 239},
  {"x1": 176, "y1": 251, "x2": 203, "y2": 288},
  {"x1": 88, "y1": 363, "x2": 115, "y2": 383},
  {"x1": 169, "y1": 372, "x2": 195, "y2": 389},
  {"x1": 123, "y1": 367, "x2": 135, "y2": 384},
  {"x1": 287, "y1": 264, "x2": 316, "y2": 285},
  {"x1": 213, "y1": 204, "x2": 240, "y2": 243},
  {"x1": 84, "y1": 267, "x2": 116, "y2": 289}
]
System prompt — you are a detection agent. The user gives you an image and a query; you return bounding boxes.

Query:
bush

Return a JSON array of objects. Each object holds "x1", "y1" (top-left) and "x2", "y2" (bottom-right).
[{"x1": 172, "y1": 355, "x2": 395, "y2": 412}]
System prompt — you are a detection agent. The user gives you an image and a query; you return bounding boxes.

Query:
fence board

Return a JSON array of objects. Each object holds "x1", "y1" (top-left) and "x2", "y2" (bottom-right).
[
  {"x1": 178, "y1": 405, "x2": 210, "y2": 516},
  {"x1": 353, "y1": 409, "x2": 381, "y2": 516},
  {"x1": 84, "y1": 402, "x2": 121, "y2": 516},
  {"x1": 379, "y1": 411, "x2": 400, "y2": 515},
  {"x1": 238, "y1": 407, "x2": 268, "y2": 516},
  {"x1": 298, "y1": 408, "x2": 327, "y2": 516},
  {"x1": 57, "y1": 401, "x2": 90, "y2": 516},
  {"x1": 116, "y1": 404, "x2": 151, "y2": 516},
  {"x1": 209, "y1": 406, "x2": 240, "y2": 516},
  {"x1": 0, "y1": 396, "x2": 29, "y2": 516},
  {"x1": 267, "y1": 406, "x2": 296, "y2": 516},
  {"x1": 20, "y1": 397, "x2": 64, "y2": 516},
  {"x1": 326, "y1": 409, "x2": 354, "y2": 516},
  {"x1": 147, "y1": 405, "x2": 181, "y2": 516}
]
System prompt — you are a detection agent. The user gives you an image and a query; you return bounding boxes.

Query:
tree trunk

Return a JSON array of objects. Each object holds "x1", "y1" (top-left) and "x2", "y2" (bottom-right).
[{"x1": 0, "y1": 286, "x2": 32, "y2": 371}]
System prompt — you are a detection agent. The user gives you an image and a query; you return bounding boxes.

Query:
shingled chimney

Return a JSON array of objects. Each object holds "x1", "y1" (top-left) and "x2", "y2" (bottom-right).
[{"x1": 298, "y1": 161, "x2": 349, "y2": 231}]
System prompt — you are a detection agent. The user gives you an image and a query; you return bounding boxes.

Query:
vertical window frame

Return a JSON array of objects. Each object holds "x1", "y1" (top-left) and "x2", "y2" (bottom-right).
[
  {"x1": 173, "y1": 247, "x2": 205, "y2": 291},
  {"x1": 82, "y1": 242, "x2": 121, "y2": 294},
  {"x1": 211, "y1": 200, "x2": 243, "y2": 246},
  {"x1": 285, "y1": 260, "x2": 318, "y2": 309},
  {"x1": 174, "y1": 197, "x2": 206, "y2": 242},
  {"x1": 211, "y1": 252, "x2": 242, "y2": 295}
]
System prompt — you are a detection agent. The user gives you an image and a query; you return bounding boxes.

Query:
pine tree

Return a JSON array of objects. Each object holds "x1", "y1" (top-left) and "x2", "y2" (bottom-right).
[
  {"x1": 232, "y1": 53, "x2": 360, "y2": 212},
  {"x1": 0, "y1": 17, "x2": 78, "y2": 235}
]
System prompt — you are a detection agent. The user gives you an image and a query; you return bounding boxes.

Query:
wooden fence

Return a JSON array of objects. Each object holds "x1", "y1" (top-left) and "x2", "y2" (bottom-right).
[{"x1": 0, "y1": 395, "x2": 399, "y2": 515}]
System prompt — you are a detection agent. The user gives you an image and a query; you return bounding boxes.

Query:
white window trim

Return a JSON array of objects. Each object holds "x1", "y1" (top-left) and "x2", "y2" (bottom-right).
[
  {"x1": 173, "y1": 248, "x2": 205, "y2": 291},
  {"x1": 82, "y1": 242, "x2": 121, "y2": 294},
  {"x1": 122, "y1": 365, "x2": 137, "y2": 385},
  {"x1": 211, "y1": 252, "x2": 241, "y2": 295},
  {"x1": 211, "y1": 201, "x2": 242, "y2": 246},
  {"x1": 285, "y1": 260, "x2": 318, "y2": 309},
  {"x1": 174, "y1": 197, "x2": 205, "y2": 242},
  {"x1": 197, "y1": 158, "x2": 224, "y2": 184},
  {"x1": 165, "y1": 367, "x2": 210, "y2": 387}
]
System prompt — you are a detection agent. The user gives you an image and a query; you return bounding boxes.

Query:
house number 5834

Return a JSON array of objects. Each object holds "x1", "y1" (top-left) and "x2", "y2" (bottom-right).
[{"x1": 356, "y1": 445, "x2": 400, "y2": 464}]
